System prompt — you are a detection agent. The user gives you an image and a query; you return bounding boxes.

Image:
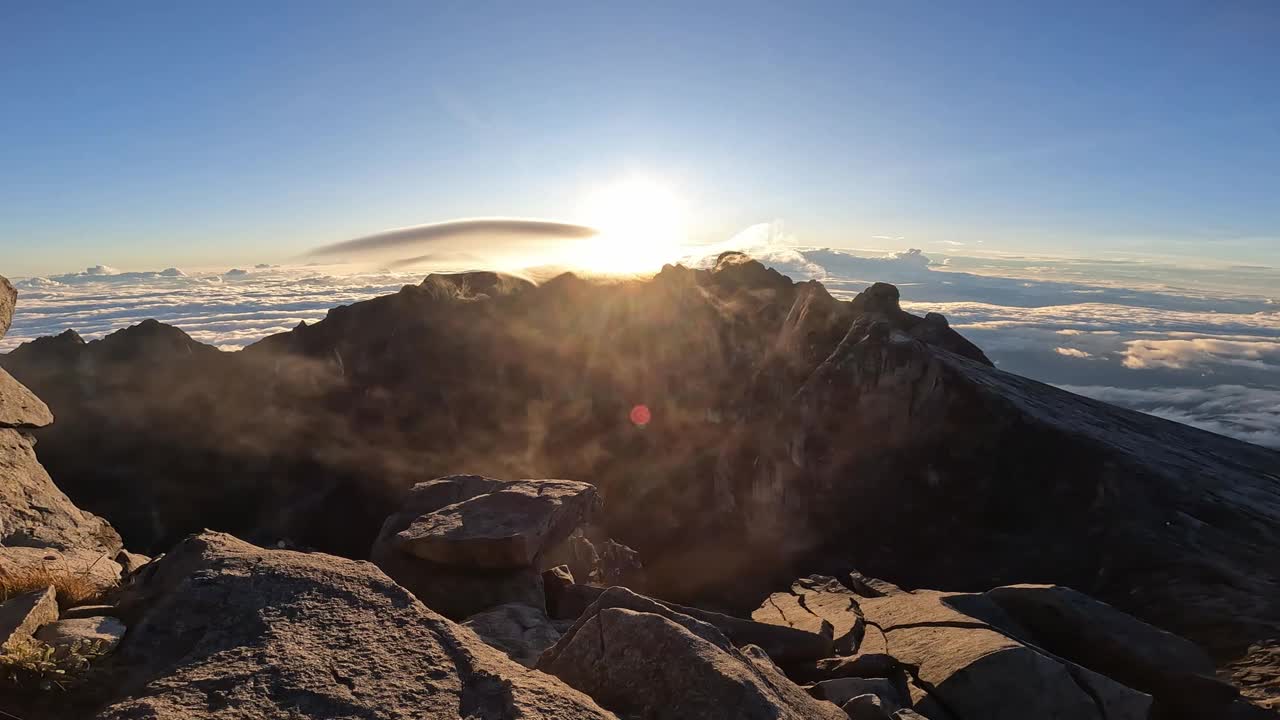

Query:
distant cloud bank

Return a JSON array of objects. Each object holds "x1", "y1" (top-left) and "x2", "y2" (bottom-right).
[
  {"x1": 4, "y1": 248, "x2": 1278, "y2": 448},
  {"x1": 308, "y1": 218, "x2": 599, "y2": 262}
]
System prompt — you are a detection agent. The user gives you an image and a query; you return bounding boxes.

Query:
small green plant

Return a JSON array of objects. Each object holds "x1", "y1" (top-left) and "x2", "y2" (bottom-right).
[{"x1": 0, "y1": 636, "x2": 110, "y2": 691}]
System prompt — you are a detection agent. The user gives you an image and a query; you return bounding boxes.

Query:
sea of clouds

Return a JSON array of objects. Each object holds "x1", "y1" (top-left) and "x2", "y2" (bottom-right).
[{"x1": 5, "y1": 246, "x2": 1279, "y2": 448}]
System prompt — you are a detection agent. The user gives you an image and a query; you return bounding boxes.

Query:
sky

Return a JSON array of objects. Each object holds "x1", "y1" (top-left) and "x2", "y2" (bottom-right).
[
  {"x1": 3, "y1": 1, "x2": 1279, "y2": 276},
  {"x1": 2, "y1": 4, "x2": 1278, "y2": 448}
]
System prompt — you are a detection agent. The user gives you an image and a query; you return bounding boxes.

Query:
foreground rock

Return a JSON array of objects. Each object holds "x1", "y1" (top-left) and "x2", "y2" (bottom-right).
[
  {"x1": 95, "y1": 531, "x2": 615, "y2": 719},
  {"x1": 395, "y1": 476, "x2": 599, "y2": 568},
  {"x1": 462, "y1": 602, "x2": 561, "y2": 667},
  {"x1": 974, "y1": 585, "x2": 1239, "y2": 717},
  {"x1": 538, "y1": 586, "x2": 846, "y2": 720},
  {"x1": 0, "y1": 276, "x2": 14, "y2": 341},
  {"x1": 754, "y1": 575, "x2": 864, "y2": 655},
  {"x1": 35, "y1": 616, "x2": 126, "y2": 657},
  {"x1": 0, "y1": 587, "x2": 59, "y2": 650},
  {"x1": 0, "y1": 546, "x2": 124, "y2": 598},
  {"x1": 372, "y1": 475, "x2": 632, "y2": 620},
  {"x1": 0, "y1": 367, "x2": 53, "y2": 428},
  {"x1": 774, "y1": 572, "x2": 1269, "y2": 719},
  {"x1": 0, "y1": 429, "x2": 122, "y2": 554}
]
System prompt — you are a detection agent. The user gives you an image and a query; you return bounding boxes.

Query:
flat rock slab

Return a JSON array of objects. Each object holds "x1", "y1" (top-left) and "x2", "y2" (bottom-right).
[
  {"x1": 36, "y1": 616, "x2": 126, "y2": 656},
  {"x1": 396, "y1": 478, "x2": 599, "y2": 568},
  {"x1": 95, "y1": 531, "x2": 616, "y2": 719},
  {"x1": 61, "y1": 604, "x2": 121, "y2": 620},
  {"x1": 0, "y1": 367, "x2": 53, "y2": 428},
  {"x1": 753, "y1": 574, "x2": 863, "y2": 654},
  {"x1": 981, "y1": 584, "x2": 1234, "y2": 713},
  {"x1": 858, "y1": 589, "x2": 1152, "y2": 720},
  {"x1": 0, "y1": 586, "x2": 58, "y2": 650}
]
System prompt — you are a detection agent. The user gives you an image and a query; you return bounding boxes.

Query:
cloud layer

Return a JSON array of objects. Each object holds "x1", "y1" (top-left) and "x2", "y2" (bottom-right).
[
  {"x1": 308, "y1": 218, "x2": 599, "y2": 262},
  {"x1": 4, "y1": 247, "x2": 1278, "y2": 448}
]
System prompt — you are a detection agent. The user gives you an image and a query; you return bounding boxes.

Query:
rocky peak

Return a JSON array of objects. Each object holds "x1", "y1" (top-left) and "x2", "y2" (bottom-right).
[
  {"x1": 849, "y1": 281, "x2": 902, "y2": 316},
  {"x1": 419, "y1": 270, "x2": 535, "y2": 300},
  {"x1": 709, "y1": 250, "x2": 794, "y2": 293}
]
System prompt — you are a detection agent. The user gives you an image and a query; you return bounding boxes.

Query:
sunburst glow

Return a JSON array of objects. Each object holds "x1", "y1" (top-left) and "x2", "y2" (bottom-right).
[{"x1": 571, "y1": 177, "x2": 689, "y2": 274}]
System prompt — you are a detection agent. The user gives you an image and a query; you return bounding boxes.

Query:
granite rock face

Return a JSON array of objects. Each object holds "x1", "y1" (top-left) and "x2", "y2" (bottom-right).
[
  {"x1": 538, "y1": 586, "x2": 846, "y2": 720},
  {"x1": 94, "y1": 532, "x2": 616, "y2": 719},
  {"x1": 370, "y1": 475, "x2": 607, "y2": 620}
]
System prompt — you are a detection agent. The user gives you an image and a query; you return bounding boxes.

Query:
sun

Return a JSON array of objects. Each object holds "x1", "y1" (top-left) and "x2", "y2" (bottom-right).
[{"x1": 571, "y1": 176, "x2": 689, "y2": 274}]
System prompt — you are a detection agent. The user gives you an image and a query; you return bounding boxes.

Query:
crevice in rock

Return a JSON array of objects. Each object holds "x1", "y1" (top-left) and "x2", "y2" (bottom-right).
[
  {"x1": 873, "y1": 620, "x2": 991, "y2": 632},
  {"x1": 865, "y1": 617, "x2": 969, "y2": 720}
]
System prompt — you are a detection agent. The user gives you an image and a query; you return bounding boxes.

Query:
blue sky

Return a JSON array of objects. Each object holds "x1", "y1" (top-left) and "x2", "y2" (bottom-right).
[{"x1": 3, "y1": 1, "x2": 1278, "y2": 276}]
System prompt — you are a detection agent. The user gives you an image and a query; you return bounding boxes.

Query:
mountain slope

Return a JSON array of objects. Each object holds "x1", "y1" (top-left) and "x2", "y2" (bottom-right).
[{"x1": 3, "y1": 254, "x2": 1278, "y2": 701}]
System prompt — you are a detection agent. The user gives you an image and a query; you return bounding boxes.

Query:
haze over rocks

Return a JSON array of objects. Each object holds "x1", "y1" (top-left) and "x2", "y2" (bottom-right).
[{"x1": 1, "y1": 258, "x2": 1279, "y2": 717}]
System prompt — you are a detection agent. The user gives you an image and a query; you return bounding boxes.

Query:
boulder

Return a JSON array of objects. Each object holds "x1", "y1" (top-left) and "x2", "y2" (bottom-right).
[
  {"x1": 544, "y1": 565, "x2": 606, "y2": 620},
  {"x1": 843, "y1": 694, "x2": 895, "y2": 720},
  {"x1": 814, "y1": 676, "x2": 904, "y2": 709},
  {"x1": 753, "y1": 574, "x2": 864, "y2": 654},
  {"x1": 393, "y1": 476, "x2": 600, "y2": 569},
  {"x1": 0, "y1": 546, "x2": 124, "y2": 599},
  {"x1": 0, "y1": 275, "x2": 14, "y2": 340},
  {"x1": 369, "y1": 538, "x2": 545, "y2": 620},
  {"x1": 114, "y1": 550, "x2": 152, "y2": 576},
  {"x1": 981, "y1": 584, "x2": 1236, "y2": 716},
  {"x1": 0, "y1": 428, "x2": 123, "y2": 554},
  {"x1": 538, "y1": 587, "x2": 845, "y2": 719},
  {"x1": 94, "y1": 531, "x2": 615, "y2": 719},
  {"x1": 0, "y1": 367, "x2": 53, "y2": 428},
  {"x1": 372, "y1": 475, "x2": 598, "y2": 618},
  {"x1": 463, "y1": 602, "x2": 562, "y2": 667},
  {"x1": 35, "y1": 616, "x2": 125, "y2": 657},
  {"x1": 0, "y1": 586, "x2": 58, "y2": 650},
  {"x1": 858, "y1": 589, "x2": 1153, "y2": 720}
]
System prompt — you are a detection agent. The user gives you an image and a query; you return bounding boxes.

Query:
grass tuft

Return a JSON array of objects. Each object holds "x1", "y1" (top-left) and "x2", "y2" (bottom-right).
[{"x1": 0, "y1": 564, "x2": 113, "y2": 610}]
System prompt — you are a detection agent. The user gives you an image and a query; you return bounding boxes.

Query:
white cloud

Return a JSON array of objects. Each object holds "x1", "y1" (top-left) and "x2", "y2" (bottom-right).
[
  {"x1": 1, "y1": 266, "x2": 427, "y2": 352},
  {"x1": 1121, "y1": 338, "x2": 1280, "y2": 370},
  {"x1": 1059, "y1": 385, "x2": 1280, "y2": 449},
  {"x1": 5, "y1": 246, "x2": 1280, "y2": 449}
]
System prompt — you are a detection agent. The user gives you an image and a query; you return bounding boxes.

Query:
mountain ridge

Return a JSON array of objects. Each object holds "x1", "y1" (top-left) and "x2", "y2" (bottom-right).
[{"x1": 3, "y1": 255, "x2": 1278, "y2": 706}]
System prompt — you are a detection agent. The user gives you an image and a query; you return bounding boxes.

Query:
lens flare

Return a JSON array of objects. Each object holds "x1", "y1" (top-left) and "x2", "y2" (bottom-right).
[{"x1": 629, "y1": 404, "x2": 652, "y2": 427}]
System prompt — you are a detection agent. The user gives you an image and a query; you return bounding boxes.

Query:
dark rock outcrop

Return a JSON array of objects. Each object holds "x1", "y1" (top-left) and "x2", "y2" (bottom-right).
[{"x1": 752, "y1": 310, "x2": 1280, "y2": 704}]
